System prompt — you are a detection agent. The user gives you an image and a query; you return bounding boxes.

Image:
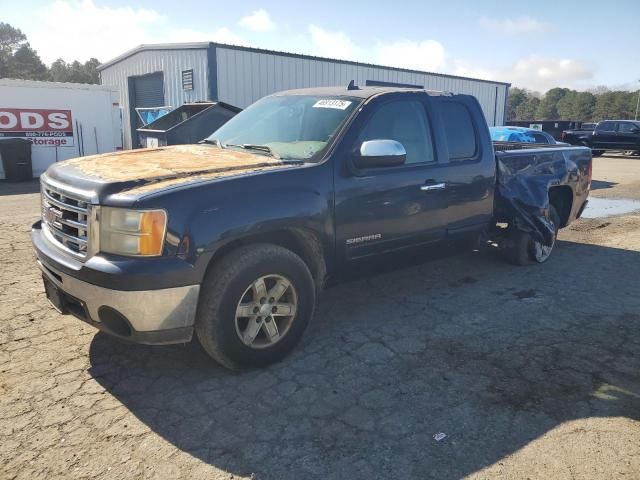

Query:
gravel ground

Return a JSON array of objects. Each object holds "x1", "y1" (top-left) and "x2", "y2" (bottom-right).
[{"x1": 1, "y1": 155, "x2": 639, "y2": 480}]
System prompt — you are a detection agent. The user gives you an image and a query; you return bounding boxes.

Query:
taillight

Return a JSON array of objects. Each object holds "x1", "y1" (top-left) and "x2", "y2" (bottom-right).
[{"x1": 561, "y1": 131, "x2": 566, "y2": 140}]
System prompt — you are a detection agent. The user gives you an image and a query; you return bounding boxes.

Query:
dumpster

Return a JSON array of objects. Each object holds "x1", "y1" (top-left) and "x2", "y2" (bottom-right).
[
  {"x1": 0, "y1": 138, "x2": 33, "y2": 181},
  {"x1": 136, "y1": 102, "x2": 241, "y2": 148}
]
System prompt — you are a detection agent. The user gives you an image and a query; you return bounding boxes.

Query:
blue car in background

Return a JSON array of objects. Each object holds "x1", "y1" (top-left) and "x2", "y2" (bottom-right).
[{"x1": 490, "y1": 126, "x2": 568, "y2": 145}]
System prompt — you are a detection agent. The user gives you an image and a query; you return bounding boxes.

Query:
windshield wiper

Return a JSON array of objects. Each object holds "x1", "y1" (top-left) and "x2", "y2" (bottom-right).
[
  {"x1": 199, "y1": 138, "x2": 223, "y2": 147},
  {"x1": 224, "y1": 143, "x2": 279, "y2": 159}
]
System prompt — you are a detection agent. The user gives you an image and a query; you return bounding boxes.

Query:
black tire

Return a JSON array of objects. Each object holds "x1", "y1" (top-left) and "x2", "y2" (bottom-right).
[
  {"x1": 591, "y1": 150, "x2": 604, "y2": 157},
  {"x1": 504, "y1": 229, "x2": 531, "y2": 266},
  {"x1": 195, "y1": 243, "x2": 316, "y2": 370},
  {"x1": 504, "y1": 205, "x2": 561, "y2": 266}
]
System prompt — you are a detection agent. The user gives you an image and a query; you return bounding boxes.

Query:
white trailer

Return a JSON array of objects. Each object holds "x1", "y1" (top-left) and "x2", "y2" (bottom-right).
[{"x1": 0, "y1": 79, "x2": 122, "y2": 178}]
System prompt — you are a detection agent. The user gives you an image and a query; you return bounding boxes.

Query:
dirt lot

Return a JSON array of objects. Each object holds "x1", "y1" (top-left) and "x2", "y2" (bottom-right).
[{"x1": 1, "y1": 154, "x2": 639, "y2": 480}]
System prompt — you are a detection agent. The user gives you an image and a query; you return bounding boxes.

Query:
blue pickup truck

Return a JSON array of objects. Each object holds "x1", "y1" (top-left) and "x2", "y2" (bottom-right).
[{"x1": 32, "y1": 85, "x2": 592, "y2": 369}]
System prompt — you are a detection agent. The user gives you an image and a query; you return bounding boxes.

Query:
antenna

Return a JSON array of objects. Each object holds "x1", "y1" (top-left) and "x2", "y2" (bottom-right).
[{"x1": 347, "y1": 80, "x2": 359, "y2": 91}]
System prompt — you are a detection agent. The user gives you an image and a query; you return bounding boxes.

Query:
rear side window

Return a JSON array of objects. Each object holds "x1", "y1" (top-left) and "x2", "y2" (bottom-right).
[
  {"x1": 597, "y1": 121, "x2": 616, "y2": 132},
  {"x1": 441, "y1": 102, "x2": 478, "y2": 160},
  {"x1": 618, "y1": 123, "x2": 638, "y2": 134}
]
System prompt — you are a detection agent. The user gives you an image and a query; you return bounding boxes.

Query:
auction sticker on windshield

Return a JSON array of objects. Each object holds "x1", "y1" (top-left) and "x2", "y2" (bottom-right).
[{"x1": 313, "y1": 99, "x2": 352, "y2": 110}]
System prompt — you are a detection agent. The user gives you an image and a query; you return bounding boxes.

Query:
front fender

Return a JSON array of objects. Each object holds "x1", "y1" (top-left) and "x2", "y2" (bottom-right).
[
  {"x1": 193, "y1": 187, "x2": 333, "y2": 253},
  {"x1": 155, "y1": 162, "x2": 335, "y2": 285}
]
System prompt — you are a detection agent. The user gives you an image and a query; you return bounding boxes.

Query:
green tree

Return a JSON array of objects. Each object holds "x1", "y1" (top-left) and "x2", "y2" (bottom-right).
[
  {"x1": 611, "y1": 91, "x2": 635, "y2": 119},
  {"x1": 49, "y1": 57, "x2": 100, "y2": 84},
  {"x1": 556, "y1": 90, "x2": 577, "y2": 119},
  {"x1": 515, "y1": 96, "x2": 540, "y2": 120},
  {"x1": 573, "y1": 92, "x2": 596, "y2": 120},
  {"x1": 536, "y1": 87, "x2": 571, "y2": 119},
  {"x1": 0, "y1": 22, "x2": 101, "y2": 83},
  {"x1": 0, "y1": 22, "x2": 48, "y2": 80},
  {"x1": 592, "y1": 91, "x2": 638, "y2": 120},
  {"x1": 0, "y1": 22, "x2": 27, "y2": 77},
  {"x1": 506, "y1": 87, "x2": 529, "y2": 121},
  {"x1": 9, "y1": 44, "x2": 48, "y2": 80},
  {"x1": 593, "y1": 91, "x2": 615, "y2": 120}
]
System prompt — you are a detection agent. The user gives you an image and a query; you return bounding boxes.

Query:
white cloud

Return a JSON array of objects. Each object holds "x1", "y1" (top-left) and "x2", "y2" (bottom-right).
[
  {"x1": 238, "y1": 9, "x2": 276, "y2": 33},
  {"x1": 28, "y1": 0, "x2": 165, "y2": 64},
  {"x1": 168, "y1": 27, "x2": 245, "y2": 46},
  {"x1": 11, "y1": 2, "x2": 598, "y2": 94},
  {"x1": 374, "y1": 40, "x2": 446, "y2": 72},
  {"x1": 307, "y1": 26, "x2": 447, "y2": 74},
  {"x1": 453, "y1": 63, "x2": 496, "y2": 82},
  {"x1": 452, "y1": 55, "x2": 595, "y2": 92},
  {"x1": 308, "y1": 24, "x2": 357, "y2": 60},
  {"x1": 478, "y1": 16, "x2": 553, "y2": 34},
  {"x1": 21, "y1": 0, "x2": 250, "y2": 64},
  {"x1": 507, "y1": 55, "x2": 593, "y2": 91}
]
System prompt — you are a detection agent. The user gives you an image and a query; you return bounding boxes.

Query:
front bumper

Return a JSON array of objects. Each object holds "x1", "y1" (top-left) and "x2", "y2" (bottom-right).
[{"x1": 33, "y1": 222, "x2": 200, "y2": 345}]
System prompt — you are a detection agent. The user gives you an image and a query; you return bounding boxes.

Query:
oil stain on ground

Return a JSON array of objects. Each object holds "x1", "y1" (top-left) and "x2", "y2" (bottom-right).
[{"x1": 512, "y1": 289, "x2": 538, "y2": 299}]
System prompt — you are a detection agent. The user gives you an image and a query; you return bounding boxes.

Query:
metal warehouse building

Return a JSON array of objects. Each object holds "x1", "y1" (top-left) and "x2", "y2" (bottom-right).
[{"x1": 98, "y1": 42, "x2": 510, "y2": 150}]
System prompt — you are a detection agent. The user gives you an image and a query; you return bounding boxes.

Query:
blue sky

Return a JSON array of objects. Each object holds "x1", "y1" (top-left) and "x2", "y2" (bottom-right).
[{"x1": 3, "y1": 0, "x2": 639, "y2": 92}]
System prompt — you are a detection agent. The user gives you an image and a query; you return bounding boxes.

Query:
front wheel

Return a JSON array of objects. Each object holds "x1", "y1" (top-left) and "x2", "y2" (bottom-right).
[
  {"x1": 504, "y1": 205, "x2": 561, "y2": 266},
  {"x1": 195, "y1": 244, "x2": 316, "y2": 369}
]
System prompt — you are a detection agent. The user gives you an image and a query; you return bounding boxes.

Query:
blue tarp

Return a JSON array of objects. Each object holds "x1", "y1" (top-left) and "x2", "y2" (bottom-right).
[
  {"x1": 490, "y1": 127, "x2": 537, "y2": 143},
  {"x1": 135, "y1": 107, "x2": 172, "y2": 126}
]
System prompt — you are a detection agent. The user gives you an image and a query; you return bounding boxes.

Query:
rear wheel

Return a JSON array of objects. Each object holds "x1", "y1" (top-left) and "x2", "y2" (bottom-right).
[
  {"x1": 591, "y1": 150, "x2": 604, "y2": 157},
  {"x1": 504, "y1": 205, "x2": 561, "y2": 266},
  {"x1": 196, "y1": 244, "x2": 316, "y2": 369}
]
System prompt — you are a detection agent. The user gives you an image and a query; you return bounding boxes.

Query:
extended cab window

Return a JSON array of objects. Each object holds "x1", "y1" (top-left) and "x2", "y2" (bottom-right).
[
  {"x1": 441, "y1": 102, "x2": 478, "y2": 160},
  {"x1": 618, "y1": 122, "x2": 639, "y2": 134},
  {"x1": 357, "y1": 100, "x2": 435, "y2": 164},
  {"x1": 597, "y1": 121, "x2": 616, "y2": 132}
]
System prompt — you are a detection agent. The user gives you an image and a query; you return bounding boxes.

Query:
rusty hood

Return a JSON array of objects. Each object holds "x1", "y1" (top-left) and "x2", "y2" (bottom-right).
[{"x1": 46, "y1": 144, "x2": 296, "y2": 200}]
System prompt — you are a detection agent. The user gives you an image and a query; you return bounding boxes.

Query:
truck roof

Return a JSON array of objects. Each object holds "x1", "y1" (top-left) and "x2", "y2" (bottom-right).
[
  {"x1": 598, "y1": 120, "x2": 640, "y2": 125},
  {"x1": 269, "y1": 85, "x2": 455, "y2": 100}
]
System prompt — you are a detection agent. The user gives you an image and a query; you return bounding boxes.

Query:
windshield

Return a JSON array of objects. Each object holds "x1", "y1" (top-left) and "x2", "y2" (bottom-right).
[{"x1": 206, "y1": 95, "x2": 360, "y2": 161}]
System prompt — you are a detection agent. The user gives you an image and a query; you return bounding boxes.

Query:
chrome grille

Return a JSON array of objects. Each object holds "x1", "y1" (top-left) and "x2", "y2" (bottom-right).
[{"x1": 41, "y1": 179, "x2": 90, "y2": 257}]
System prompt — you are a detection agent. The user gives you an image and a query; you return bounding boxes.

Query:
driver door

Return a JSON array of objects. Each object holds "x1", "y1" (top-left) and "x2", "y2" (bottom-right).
[
  {"x1": 616, "y1": 122, "x2": 640, "y2": 150},
  {"x1": 333, "y1": 95, "x2": 449, "y2": 260}
]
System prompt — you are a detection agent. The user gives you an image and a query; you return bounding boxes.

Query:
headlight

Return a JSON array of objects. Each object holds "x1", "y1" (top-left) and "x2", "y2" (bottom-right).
[{"x1": 100, "y1": 207, "x2": 167, "y2": 256}]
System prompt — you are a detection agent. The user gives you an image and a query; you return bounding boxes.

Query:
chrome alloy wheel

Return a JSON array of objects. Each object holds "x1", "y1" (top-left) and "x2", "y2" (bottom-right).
[
  {"x1": 532, "y1": 234, "x2": 555, "y2": 262},
  {"x1": 531, "y1": 212, "x2": 558, "y2": 263},
  {"x1": 234, "y1": 274, "x2": 298, "y2": 349}
]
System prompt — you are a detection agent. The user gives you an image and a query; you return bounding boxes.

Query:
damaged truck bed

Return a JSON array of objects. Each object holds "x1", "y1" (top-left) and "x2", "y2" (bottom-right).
[
  {"x1": 32, "y1": 85, "x2": 591, "y2": 369},
  {"x1": 494, "y1": 141, "x2": 591, "y2": 247}
]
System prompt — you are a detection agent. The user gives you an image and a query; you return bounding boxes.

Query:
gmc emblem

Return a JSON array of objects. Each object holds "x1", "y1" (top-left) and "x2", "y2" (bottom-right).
[{"x1": 43, "y1": 205, "x2": 62, "y2": 227}]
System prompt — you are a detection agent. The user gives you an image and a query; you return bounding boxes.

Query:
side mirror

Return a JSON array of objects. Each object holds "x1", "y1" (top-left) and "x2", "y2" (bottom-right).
[
  {"x1": 352, "y1": 140, "x2": 406, "y2": 169},
  {"x1": 631, "y1": 128, "x2": 640, "y2": 134}
]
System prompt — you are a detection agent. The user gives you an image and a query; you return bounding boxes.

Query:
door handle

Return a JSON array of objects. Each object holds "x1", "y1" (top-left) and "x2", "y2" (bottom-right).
[{"x1": 420, "y1": 182, "x2": 446, "y2": 191}]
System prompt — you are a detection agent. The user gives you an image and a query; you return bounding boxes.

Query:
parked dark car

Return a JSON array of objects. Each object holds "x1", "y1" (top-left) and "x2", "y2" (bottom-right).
[
  {"x1": 578, "y1": 122, "x2": 597, "y2": 131},
  {"x1": 562, "y1": 120, "x2": 640, "y2": 156},
  {"x1": 32, "y1": 86, "x2": 592, "y2": 369}
]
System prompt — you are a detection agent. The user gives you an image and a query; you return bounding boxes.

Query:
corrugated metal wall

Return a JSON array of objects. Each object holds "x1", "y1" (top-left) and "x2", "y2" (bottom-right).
[
  {"x1": 100, "y1": 48, "x2": 209, "y2": 149},
  {"x1": 215, "y1": 47, "x2": 508, "y2": 127},
  {"x1": 101, "y1": 44, "x2": 508, "y2": 148}
]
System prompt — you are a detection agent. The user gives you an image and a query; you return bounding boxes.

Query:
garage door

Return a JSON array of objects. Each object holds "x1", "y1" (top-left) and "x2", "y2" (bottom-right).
[
  {"x1": 130, "y1": 72, "x2": 165, "y2": 147},
  {"x1": 133, "y1": 72, "x2": 165, "y2": 109}
]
